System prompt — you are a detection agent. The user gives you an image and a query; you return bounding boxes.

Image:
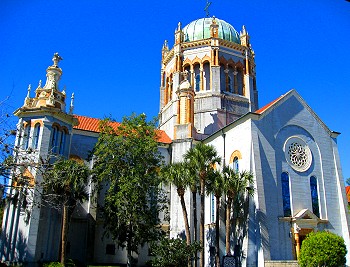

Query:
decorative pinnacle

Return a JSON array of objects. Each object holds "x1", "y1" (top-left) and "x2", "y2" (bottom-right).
[
  {"x1": 52, "y1": 52, "x2": 63, "y2": 67},
  {"x1": 69, "y1": 93, "x2": 75, "y2": 114},
  {"x1": 26, "y1": 84, "x2": 31, "y2": 98},
  {"x1": 163, "y1": 40, "x2": 169, "y2": 50}
]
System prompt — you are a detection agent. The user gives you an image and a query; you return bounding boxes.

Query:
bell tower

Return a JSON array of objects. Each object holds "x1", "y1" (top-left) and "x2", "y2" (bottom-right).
[
  {"x1": 2, "y1": 53, "x2": 77, "y2": 263},
  {"x1": 159, "y1": 17, "x2": 259, "y2": 141}
]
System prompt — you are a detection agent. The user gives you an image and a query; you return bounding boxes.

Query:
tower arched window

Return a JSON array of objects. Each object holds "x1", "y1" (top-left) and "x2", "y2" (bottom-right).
[
  {"x1": 51, "y1": 125, "x2": 59, "y2": 153},
  {"x1": 228, "y1": 76, "x2": 232, "y2": 93},
  {"x1": 32, "y1": 123, "x2": 41, "y2": 149},
  {"x1": 203, "y1": 62, "x2": 210, "y2": 91},
  {"x1": 22, "y1": 125, "x2": 31, "y2": 150},
  {"x1": 195, "y1": 74, "x2": 200, "y2": 92},
  {"x1": 310, "y1": 176, "x2": 320, "y2": 217},
  {"x1": 59, "y1": 129, "x2": 67, "y2": 155},
  {"x1": 281, "y1": 172, "x2": 291, "y2": 217}
]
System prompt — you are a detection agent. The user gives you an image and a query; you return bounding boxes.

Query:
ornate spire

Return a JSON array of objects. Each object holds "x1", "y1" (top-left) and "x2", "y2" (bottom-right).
[{"x1": 21, "y1": 53, "x2": 67, "y2": 111}]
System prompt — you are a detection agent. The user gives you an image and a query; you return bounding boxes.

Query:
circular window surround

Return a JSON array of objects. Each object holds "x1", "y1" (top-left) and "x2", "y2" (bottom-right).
[{"x1": 284, "y1": 137, "x2": 312, "y2": 172}]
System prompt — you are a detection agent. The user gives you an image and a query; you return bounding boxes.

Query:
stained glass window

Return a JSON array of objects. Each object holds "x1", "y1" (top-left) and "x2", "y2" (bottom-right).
[
  {"x1": 310, "y1": 176, "x2": 320, "y2": 217},
  {"x1": 281, "y1": 172, "x2": 291, "y2": 216},
  {"x1": 233, "y1": 156, "x2": 239, "y2": 172}
]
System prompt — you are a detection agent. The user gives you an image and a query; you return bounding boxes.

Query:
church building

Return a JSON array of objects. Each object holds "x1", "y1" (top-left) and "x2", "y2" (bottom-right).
[{"x1": 1, "y1": 15, "x2": 349, "y2": 267}]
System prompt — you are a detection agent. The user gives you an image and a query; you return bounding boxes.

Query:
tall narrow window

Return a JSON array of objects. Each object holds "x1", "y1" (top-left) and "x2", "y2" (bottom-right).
[
  {"x1": 32, "y1": 123, "x2": 41, "y2": 149},
  {"x1": 228, "y1": 76, "x2": 232, "y2": 93},
  {"x1": 23, "y1": 125, "x2": 31, "y2": 149},
  {"x1": 310, "y1": 176, "x2": 320, "y2": 217},
  {"x1": 195, "y1": 74, "x2": 200, "y2": 92},
  {"x1": 233, "y1": 156, "x2": 239, "y2": 172},
  {"x1": 211, "y1": 193, "x2": 215, "y2": 223},
  {"x1": 51, "y1": 125, "x2": 59, "y2": 153},
  {"x1": 281, "y1": 172, "x2": 291, "y2": 216},
  {"x1": 59, "y1": 129, "x2": 67, "y2": 155}
]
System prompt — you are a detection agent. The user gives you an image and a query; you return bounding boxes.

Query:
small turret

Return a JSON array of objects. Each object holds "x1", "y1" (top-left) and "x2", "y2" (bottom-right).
[
  {"x1": 210, "y1": 16, "x2": 219, "y2": 38},
  {"x1": 174, "y1": 22, "x2": 184, "y2": 45},
  {"x1": 240, "y1": 25, "x2": 250, "y2": 47}
]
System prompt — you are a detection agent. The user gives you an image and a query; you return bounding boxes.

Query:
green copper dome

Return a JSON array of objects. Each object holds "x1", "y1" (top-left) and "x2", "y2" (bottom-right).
[{"x1": 183, "y1": 17, "x2": 240, "y2": 44}]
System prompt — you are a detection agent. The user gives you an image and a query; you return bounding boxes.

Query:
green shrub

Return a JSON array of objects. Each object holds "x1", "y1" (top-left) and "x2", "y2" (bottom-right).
[
  {"x1": 299, "y1": 231, "x2": 347, "y2": 267},
  {"x1": 43, "y1": 263, "x2": 63, "y2": 267},
  {"x1": 149, "y1": 237, "x2": 201, "y2": 267}
]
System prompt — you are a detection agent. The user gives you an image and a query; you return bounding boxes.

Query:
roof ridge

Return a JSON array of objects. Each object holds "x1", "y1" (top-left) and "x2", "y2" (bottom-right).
[{"x1": 73, "y1": 114, "x2": 172, "y2": 144}]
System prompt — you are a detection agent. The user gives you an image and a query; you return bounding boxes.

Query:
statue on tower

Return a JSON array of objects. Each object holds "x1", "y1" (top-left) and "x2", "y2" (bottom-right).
[{"x1": 52, "y1": 52, "x2": 63, "y2": 67}]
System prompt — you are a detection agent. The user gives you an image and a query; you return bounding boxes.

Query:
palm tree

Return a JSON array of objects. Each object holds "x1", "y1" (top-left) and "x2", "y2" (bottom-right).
[
  {"x1": 161, "y1": 162, "x2": 191, "y2": 245},
  {"x1": 43, "y1": 158, "x2": 90, "y2": 265},
  {"x1": 187, "y1": 168, "x2": 199, "y2": 267},
  {"x1": 185, "y1": 143, "x2": 221, "y2": 267},
  {"x1": 206, "y1": 168, "x2": 224, "y2": 267},
  {"x1": 223, "y1": 167, "x2": 254, "y2": 258}
]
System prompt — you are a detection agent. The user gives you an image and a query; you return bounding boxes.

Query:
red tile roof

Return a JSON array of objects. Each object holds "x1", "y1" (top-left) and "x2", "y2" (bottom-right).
[
  {"x1": 73, "y1": 115, "x2": 172, "y2": 144},
  {"x1": 346, "y1": 186, "x2": 350, "y2": 203},
  {"x1": 255, "y1": 94, "x2": 285, "y2": 114}
]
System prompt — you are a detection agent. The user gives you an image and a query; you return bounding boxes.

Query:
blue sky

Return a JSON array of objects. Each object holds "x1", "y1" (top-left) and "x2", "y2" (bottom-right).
[{"x1": 0, "y1": 0, "x2": 349, "y2": 180}]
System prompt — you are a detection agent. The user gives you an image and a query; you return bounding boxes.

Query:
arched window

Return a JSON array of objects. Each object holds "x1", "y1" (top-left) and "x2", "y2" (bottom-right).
[
  {"x1": 281, "y1": 172, "x2": 291, "y2": 217},
  {"x1": 59, "y1": 129, "x2": 67, "y2": 155},
  {"x1": 32, "y1": 123, "x2": 41, "y2": 149},
  {"x1": 203, "y1": 62, "x2": 210, "y2": 91},
  {"x1": 51, "y1": 125, "x2": 59, "y2": 153},
  {"x1": 233, "y1": 156, "x2": 239, "y2": 172},
  {"x1": 23, "y1": 125, "x2": 31, "y2": 150},
  {"x1": 310, "y1": 176, "x2": 320, "y2": 217}
]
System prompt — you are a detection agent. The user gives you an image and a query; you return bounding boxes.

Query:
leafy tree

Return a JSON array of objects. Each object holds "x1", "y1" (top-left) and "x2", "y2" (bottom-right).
[
  {"x1": 205, "y1": 168, "x2": 224, "y2": 267},
  {"x1": 184, "y1": 143, "x2": 221, "y2": 267},
  {"x1": 223, "y1": 167, "x2": 254, "y2": 262},
  {"x1": 42, "y1": 158, "x2": 90, "y2": 265},
  {"x1": 161, "y1": 162, "x2": 191, "y2": 246},
  {"x1": 150, "y1": 237, "x2": 201, "y2": 267},
  {"x1": 298, "y1": 231, "x2": 347, "y2": 267},
  {"x1": 93, "y1": 113, "x2": 167, "y2": 267}
]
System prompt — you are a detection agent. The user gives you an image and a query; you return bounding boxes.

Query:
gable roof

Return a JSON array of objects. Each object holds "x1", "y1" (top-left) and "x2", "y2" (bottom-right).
[
  {"x1": 204, "y1": 89, "x2": 340, "y2": 143},
  {"x1": 253, "y1": 89, "x2": 340, "y2": 138},
  {"x1": 255, "y1": 93, "x2": 286, "y2": 114},
  {"x1": 73, "y1": 115, "x2": 172, "y2": 144}
]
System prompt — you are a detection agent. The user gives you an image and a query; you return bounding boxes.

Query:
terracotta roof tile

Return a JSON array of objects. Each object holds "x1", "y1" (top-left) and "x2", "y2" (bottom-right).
[
  {"x1": 73, "y1": 115, "x2": 172, "y2": 144},
  {"x1": 346, "y1": 186, "x2": 350, "y2": 203},
  {"x1": 255, "y1": 94, "x2": 285, "y2": 114}
]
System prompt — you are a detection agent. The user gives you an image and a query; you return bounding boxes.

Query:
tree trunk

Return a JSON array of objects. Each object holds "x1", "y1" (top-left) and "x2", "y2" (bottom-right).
[
  {"x1": 178, "y1": 189, "x2": 191, "y2": 245},
  {"x1": 225, "y1": 197, "x2": 232, "y2": 255},
  {"x1": 192, "y1": 190, "x2": 198, "y2": 267},
  {"x1": 127, "y1": 224, "x2": 132, "y2": 267},
  {"x1": 215, "y1": 195, "x2": 220, "y2": 267},
  {"x1": 200, "y1": 177, "x2": 205, "y2": 267},
  {"x1": 61, "y1": 203, "x2": 69, "y2": 265}
]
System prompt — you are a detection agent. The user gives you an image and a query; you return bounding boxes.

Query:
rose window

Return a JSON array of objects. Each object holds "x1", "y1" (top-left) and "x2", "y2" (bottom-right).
[{"x1": 284, "y1": 137, "x2": 312, "y2": 172}]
